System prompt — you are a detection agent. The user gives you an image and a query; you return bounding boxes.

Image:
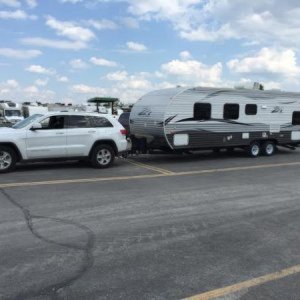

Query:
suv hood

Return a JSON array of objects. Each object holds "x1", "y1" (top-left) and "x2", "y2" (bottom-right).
[{"x1": 0, "y1": 127, "x2": 15, "y2": 134}]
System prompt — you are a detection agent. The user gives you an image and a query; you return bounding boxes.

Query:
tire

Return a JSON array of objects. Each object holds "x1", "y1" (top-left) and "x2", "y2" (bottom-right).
[
  {"x1": 0, "y1": 146, "x2": 17, "y2": 173},
  {"x1": 90, "y1": 144, "x2": 115, "y2": 169},
  {"x1": 246, "y1": 142, "x2": 261, "y2": 158},
  {"x1": 262, "y1": 141, "x2": 276, "y2": 156}
]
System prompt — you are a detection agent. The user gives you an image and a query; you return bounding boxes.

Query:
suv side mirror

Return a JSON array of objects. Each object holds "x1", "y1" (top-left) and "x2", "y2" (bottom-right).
[{"x1": 30, "y1": 122, "x2": 42, "y2": 131}]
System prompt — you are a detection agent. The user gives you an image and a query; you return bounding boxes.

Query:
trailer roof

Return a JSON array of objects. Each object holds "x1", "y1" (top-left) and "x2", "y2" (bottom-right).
[{"x1": 146, "y1": 86, "x2": 300, "y2": 99}]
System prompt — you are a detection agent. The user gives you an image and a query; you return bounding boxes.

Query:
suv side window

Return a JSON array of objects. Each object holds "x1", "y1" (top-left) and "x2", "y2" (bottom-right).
[
  {"x1": 40, "y1": 116, "x2": 65, "y2": 129},
  {"x1": 88, "y1": 116, "x2": 113, "y2": 128},
  {"x1": 66, "y1": 115, "x2": 90, "y2": 128}
]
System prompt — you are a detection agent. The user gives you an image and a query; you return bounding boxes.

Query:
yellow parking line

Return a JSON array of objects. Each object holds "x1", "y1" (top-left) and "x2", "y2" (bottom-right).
[
  {"x1": 175, "y1": 161, "x2": 300, "y2": 176},
  {"x1": 0, "y1": 161, "x2": 300, "y2": 189},
  {"x1": 125, "y1": 158, "x2": 174, "y2": 175},
  {"x1": 184, "y1": 264, "x2": 300, "y2": 300},
  {"x1": 0, "y1": 173, "x2": 165, "y2": 189}
]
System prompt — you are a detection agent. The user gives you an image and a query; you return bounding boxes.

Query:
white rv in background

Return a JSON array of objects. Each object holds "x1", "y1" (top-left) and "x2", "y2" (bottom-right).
[
  {"x1": 22, "y1": 102, "x2": 48, "y2": 118},
  {"x1": 0, "y1": 101, "x2": 24, "y2": 125}
]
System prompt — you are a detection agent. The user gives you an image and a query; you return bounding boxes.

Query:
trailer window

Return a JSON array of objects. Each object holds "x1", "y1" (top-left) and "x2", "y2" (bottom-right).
[
  {"x1": 292, "y1": 112, "x2": 300, "y2": 125},
  {"x1": 224, "y1": 104, "x2": 239, "y2": 120},
  {"x1": 245, "y1": 104, "x2": 257, "y2": 115},
  {"x1": 194, "y1": 103, "x2": 211, "y2": 120}
]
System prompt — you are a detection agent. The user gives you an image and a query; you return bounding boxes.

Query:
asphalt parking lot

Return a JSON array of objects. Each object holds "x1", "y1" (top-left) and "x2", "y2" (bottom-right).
[{"x1": 1, "y1": 148, "x2": 300, "y2": 299}]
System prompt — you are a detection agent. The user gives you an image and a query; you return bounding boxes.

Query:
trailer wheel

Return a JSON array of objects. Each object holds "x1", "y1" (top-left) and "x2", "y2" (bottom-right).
[
  {"x1": 246, "y1": 142, "x2": 261, "y2": 158},
  {"x1": 262, "y1": 141, "x2": 276, "y2": 156}
]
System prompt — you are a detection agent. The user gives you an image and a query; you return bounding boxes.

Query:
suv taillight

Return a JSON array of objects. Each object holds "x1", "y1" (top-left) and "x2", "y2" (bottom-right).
[{"x1": 120, "y1": 129, "x2": 127, "y2": 135}]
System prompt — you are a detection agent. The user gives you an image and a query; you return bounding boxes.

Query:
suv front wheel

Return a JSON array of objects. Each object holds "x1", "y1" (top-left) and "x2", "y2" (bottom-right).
[
  {"x1": 0, "y1": 146, "x2": 17, "y2": 173},
  {"x1": 91, "y1": 144, "x2": 115, "y2": 168}
]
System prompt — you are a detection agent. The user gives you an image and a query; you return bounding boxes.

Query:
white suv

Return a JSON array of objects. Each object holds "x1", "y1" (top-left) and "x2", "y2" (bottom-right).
[{"x1": 0, "y1": 112, "x2": 129, "y2": 173}]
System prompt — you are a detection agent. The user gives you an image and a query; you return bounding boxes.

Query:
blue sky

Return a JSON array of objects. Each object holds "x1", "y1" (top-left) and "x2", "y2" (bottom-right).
[{"x1": 0, "y1": 0, "x2": 300, "y2": 103}]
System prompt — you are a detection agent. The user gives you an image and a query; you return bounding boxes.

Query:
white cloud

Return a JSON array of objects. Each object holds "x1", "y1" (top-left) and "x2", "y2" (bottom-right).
[
  {"x1": 26, "y1": 0, "x2": 37, "y2": 8},
  {"x1": 57, "y1": 76, "x2": 69, "y2": 83},
  {"x1": 46, "y1": 16, "x2": 95, "y2": 42},
  {"x1": 4, "y1": 79, "x2": 19, "y2": 88},
  {"x1": 60, "y1": 0, "x2": 83, "y2": 3},
  {"x1": 126, "y1": 41, "x2": 147, "y2": 52},
  {"x1": 86, "y1": 19, "x2": 118, "y2": 30},
  {"x1": 162, "y1": 56, "x2": 223, "y2": 86},
  {"x1": 0, "y1": 9, "x2": 35, "y2": 20},
  {"x1": 26, "y1": 65, "x2": 55, "y2": 75},
  {"x1": 227, "y1": 48, "x2": 300, "y2": 77},
  {"x1": 23, "y1": 86, "x2": 56, "y2": 100},
  {"x1": 21, "y1": 37, "x2": 87, "y2": 50},
  {"x1": 119, "y1": 76, "x2": 152, "y2": 90},
  {"x1": 0, "y1": 48, "x2": 41, "y2": 59},
  {"x1": 90, "y1": 57, "x2": 118, "y2": 67},
  {"x1": 23, "y1": 85, "x2": 39, "y2": 94},
  {"x1": 124, "y1": 0, "x2": 300, "y2": 48},
  {"x1": 0, "y1": 0, "x2": 20, "y2": 7},
  {"x1": 35, "y1": 78, "x2": 49, "y2": 87},
  {"x1": 179, "y1": 51, "x2": 192, "y2": 60},
  {"x1": 69, "y1": 59, "x2": 88, "y2": 69},
  {"x1": 71, "y1": 84, "x2": 106, "y2": 94},
  {"x1": 121, "y1": 17, "x2": 139, "y2": 29},
  {"x1": 0, "y1": 79, "x2": 56, "y2": 101},
  {"x1": 105, "y1": 71, "x2": 128, "y2": 81},
  {"x1": 127, "y1": 0, "x2": 198, "y2": 20}
]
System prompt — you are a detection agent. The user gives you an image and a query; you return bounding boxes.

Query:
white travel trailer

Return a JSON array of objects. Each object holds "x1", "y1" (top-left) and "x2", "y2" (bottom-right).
[
  {"x1": 0, "y1": 101, "x2": 24, "y2": 125},
  {"x1": 130, "y1": 86, "x2": 300, "y2": 157}
]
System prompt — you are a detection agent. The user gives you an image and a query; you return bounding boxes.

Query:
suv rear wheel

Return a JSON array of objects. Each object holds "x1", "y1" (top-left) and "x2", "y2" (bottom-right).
[
  {"x1": 0, "y1": 146, "x2": 17, "y2": 173},
  {"x1": 91, "y1": 144, "x2": 115, "y2": 168}
]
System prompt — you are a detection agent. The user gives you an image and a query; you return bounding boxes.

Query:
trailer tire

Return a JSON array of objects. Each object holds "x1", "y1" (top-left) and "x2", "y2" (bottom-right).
[
  {"x1": 90, "y1": 144, "x2": 115, "y2": 168},
  {"x1": 0, "y1": 146, "x2": 17, "y2": 173},
  {"x1": 246, "y1": 142, "x2": 261, "y2": 158},
  {"x1": 262, "y1": 141, "x2": 276, "y2": 156}
]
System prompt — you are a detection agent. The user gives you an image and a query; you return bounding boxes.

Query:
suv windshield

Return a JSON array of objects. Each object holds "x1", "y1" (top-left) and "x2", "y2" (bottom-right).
[
  {"x1": 12, "y1": 114, "x2": 43, "y2": 129},
  {"x1": 5, "y1": 110, "x2": 21, "y2": 117}
]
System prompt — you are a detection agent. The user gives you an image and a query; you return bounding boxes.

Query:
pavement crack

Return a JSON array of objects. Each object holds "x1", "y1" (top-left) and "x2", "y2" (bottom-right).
[{"x1": 0, "y1": 188, "x2": 96, "y2": 300}]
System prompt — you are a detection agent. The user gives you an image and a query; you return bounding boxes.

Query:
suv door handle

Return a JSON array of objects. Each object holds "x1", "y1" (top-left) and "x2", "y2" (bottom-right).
[
  {"x1": 88, "y1": 130, "x2": 96, "y2": 133},
  {"x1": 56, "y1": 132, "x2": 65, "y2": 135}
]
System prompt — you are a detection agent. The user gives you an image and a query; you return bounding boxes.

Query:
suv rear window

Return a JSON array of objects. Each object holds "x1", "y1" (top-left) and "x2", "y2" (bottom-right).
[{"x1": 89, "y1": 116, "x2": 113, "y2": 128}]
